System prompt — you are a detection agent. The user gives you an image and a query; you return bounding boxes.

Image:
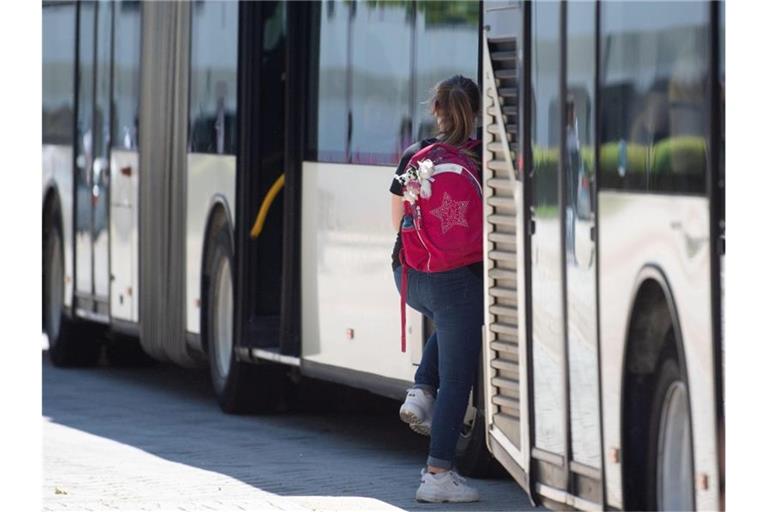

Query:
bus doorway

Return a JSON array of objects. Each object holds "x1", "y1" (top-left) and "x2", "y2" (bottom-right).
[{"x1": 236, "y1": 1, "x2": 287, "y2": 355}]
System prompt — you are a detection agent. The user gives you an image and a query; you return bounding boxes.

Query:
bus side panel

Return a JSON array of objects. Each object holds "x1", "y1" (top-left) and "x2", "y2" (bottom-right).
[
  {"x1": 186, "y1": 153, "x2": 237, "y2": 336},
  {"x1": 109, "y1": 149, "x2": 139, "y2": 322},
  {"x1": 43, "y1": 144, "x2": 74, "y2": 310},
  {"x1": 300, "y1": 161, "x2": 423, "y2": 383},
  {"x1": 598, "y1": 192, "x2": 718, "y2": 510}
]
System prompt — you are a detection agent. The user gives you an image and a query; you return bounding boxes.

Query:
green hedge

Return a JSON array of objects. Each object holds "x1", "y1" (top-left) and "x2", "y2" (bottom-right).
[{"x1": 650, "y1": 136, "x2": 707, "y2": 176}]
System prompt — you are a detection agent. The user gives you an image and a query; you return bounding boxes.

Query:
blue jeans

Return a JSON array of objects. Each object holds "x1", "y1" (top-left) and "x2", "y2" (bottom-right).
[{"x1": 393, "y1": 264, "x2": 484, "y2": 469}]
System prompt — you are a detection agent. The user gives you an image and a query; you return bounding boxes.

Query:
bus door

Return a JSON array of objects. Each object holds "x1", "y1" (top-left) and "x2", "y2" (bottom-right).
[
  {"x1": 482, "y1": 0, "x2": 531, "y2": 495},
  {"x1": 484, "y1": 1, "x2": 603, "y2": 507},
  {"x1": 235, "y1": 1, "x2": 288, "y2": 352},
  {"x1": 526, "y1": 1, "x2": 602, "y2": 507},
  {"x1": 74, "y1": 0, "x2": 113, "y2": 320}
]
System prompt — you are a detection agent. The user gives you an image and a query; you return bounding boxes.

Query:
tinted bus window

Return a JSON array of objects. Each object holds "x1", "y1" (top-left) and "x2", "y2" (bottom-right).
[
  {"x1": 530, "y1": 0, "x2": 565, "y2": 456},
  {"x1": 348, "y1": 1, "x2": 412, "y2": 165},
  {"x1": 311, "y1": 0, "x2": 351, "y2": 163},
  {"x1": 599, "y1": 1, "x2": 710, "y2": 194},
  {"x1": 93, "y1": 0, "x2": 113, "y2": 160},
  {"x1": 565, "y1": 0, "x2": 600, "y2": 469},
  {"x1": 112, "y1": 1, "x2": 141, "y2": 151},
  {"x1": 42, "y1": 3, "x2": 76, "y2": 145},
  {"x1": 308, "y1": 0, "x2": 479, "y2": 165},
  {"x1": 413, "y1": 2, "x2": 479, "y2": 141},
  {"x1": 189, "y1": 0, "x2": 238, "y2": 155}
]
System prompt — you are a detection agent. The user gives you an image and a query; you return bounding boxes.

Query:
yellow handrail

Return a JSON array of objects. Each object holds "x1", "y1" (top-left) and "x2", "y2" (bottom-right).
[{"x1": 250, "y1": 173, "x2": 285, "y2": 239}]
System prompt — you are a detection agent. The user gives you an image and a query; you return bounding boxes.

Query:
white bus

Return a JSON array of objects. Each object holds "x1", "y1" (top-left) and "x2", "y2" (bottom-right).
[
  {"x1": 42, "y1": 1, "x2": 725, "y2": 509},
  {"x1": 42, "y1": 0, "x2": 494, "y2": 474},
  {"x1": 479, "y1": 1, "x2": 724, "y2": 510}
]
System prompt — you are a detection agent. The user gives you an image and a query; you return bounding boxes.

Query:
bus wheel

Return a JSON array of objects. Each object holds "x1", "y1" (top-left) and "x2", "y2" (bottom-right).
[
  {"x1": 204, "y1": 224, "x2": 282, "y2": 414},
  {"x1": 646, "y1": 355, "x2": 695, "y2": 510},
  {"x1": 44, "y1": 224, "x2": 100, "y2": 367}
]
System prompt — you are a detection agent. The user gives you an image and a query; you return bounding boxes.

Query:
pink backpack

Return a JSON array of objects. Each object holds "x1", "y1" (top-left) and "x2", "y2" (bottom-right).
[{"x1": 397, "y1": 140, "x2": 483, "y2": 351}]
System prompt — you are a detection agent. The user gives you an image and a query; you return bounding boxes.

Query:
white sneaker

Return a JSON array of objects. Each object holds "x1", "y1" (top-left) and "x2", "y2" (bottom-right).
[
  {"x1": 416, "y1": 469, "x2": 480, "y2": 503},
  {"x1": 399, "y1": 388, "x2": 434, "y2": 436}
]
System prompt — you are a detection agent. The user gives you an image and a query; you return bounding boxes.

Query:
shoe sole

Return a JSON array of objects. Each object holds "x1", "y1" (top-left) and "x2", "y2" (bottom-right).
[
  {"x1": 400, "y1": 409, "x2": 431, "y2": 437},
  {"x1": 409, "y1": 422, "x2": 431, "y2": 437}
]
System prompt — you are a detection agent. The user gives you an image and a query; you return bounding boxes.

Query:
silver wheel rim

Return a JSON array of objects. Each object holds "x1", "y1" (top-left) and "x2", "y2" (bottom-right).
[
  {"x1": 212, "y1": 257, "x2": 233, "y2": 379},
  {"x1": 48, "y1": 232, "x2": 63, "y2": 344},
  {"x1": 657, "y1": 380, "x2": 694, "y2": 511}
]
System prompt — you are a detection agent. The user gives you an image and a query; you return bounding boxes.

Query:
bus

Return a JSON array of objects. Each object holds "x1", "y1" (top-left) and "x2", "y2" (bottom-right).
[
  {"x1": 41, "y1": 1, "x2": 724, "y2": 510},
  {"x1": 42, "y1": 0, "x2": 492, "y2": 473},
  {"x1": 479, "y1": 1, "x2": 724, "y2": 510}
]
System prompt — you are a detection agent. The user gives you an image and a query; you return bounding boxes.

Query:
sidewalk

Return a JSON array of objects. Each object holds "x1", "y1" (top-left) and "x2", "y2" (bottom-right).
[
  {"x1": 42, "y1": 351, "x2": 535, "y2": 512},
  {"x1": 44, "y1": 418, "x2": 404, "y2": 512}
]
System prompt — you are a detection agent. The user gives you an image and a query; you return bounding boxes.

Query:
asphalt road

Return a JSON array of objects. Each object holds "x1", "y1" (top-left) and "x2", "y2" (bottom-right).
[{"x1": 43, "y1": 350, "x2": 538, "y2": 512}]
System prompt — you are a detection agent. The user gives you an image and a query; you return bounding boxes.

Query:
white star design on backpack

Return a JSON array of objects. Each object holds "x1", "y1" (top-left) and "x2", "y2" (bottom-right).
[{"x1": 429, "y1": 192, "x2": 469, "y2": 234}]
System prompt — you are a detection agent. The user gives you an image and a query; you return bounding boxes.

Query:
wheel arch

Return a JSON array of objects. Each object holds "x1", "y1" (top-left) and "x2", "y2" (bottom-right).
[
  {"x1": 199, "y1": 196, "x2": 235, "y2": 355},
  {"x1": 619, "y1": 264, "x2": 694, "y2": 509}
]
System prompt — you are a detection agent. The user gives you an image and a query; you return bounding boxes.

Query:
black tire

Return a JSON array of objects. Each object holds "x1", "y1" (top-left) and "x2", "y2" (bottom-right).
[
  {"x1": 43, "y1": 220, "x2": 101, "y2": 367},
  {"x1": 645, "y1": 354, "x2": 695, "y2": 511},
  {"x1": 455, "y1": 365, "x2": 502, "y2": 478},
  {"x1": 203, "y1": 222, "x2": 283, "y2": 413}
]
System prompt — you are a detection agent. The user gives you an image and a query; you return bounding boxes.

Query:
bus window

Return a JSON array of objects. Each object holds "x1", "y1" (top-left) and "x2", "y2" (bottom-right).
[
  {"x1": 529, "y1": 0, "x2": 565, "y2": 458},
  {"x1": 348, "y1": 1, "x2": 412, "y2": 165},
  {"x1": 599, "y1": 1, "x2": 710, "y2": 194},
  {"x1": 112, "y1": 1, "x2": 141, "y2": 151},
  {"x1": 565, "y1": 0, "x2": 601, "y2": 470},
  {"x1": 189, "y1": 0, "x2": 239, "y2": 155},
  {"x1": 310, "y1": 0, "x2": 351, "y2": 163},
  {"x1": 42, "y1": 3, "x2": 76, "y2": 145},
  {"x1": 413, "y1": 2, "x2": 480, "y2": 141},
  {"x1": 307, "y1": 0, "x2": 480, "y2": 165}
]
